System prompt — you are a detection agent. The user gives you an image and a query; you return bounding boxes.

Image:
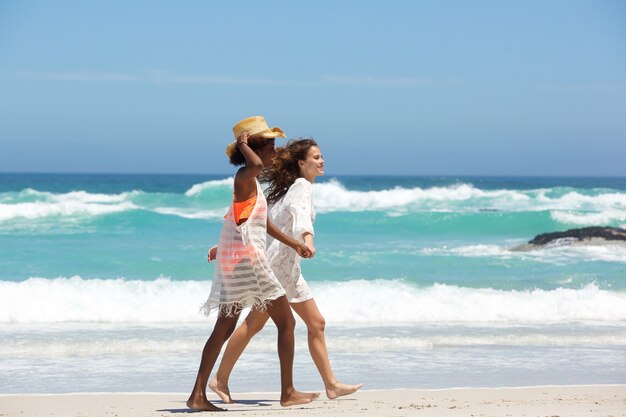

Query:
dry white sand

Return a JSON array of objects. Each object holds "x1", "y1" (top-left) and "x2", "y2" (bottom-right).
[{"x1": 2, "y1": 385, "x2": 625, "y2": 417}]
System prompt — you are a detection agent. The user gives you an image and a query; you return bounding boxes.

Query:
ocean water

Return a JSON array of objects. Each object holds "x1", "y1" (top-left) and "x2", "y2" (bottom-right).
[{"x1": 1, "y1": 173, "x2": 626, "y2": 394}]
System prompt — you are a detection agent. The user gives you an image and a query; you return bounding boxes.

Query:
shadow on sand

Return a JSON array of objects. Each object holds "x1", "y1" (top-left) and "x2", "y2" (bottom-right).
[{"x1": 157, "y1": 398, "x2": 277, "y2": 413}]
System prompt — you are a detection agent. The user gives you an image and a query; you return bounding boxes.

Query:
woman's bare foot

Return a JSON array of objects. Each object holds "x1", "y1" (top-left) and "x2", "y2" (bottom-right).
[
  {"x1": 186, "y1": 394, "x2": 226, "y2": 412},
  {"x1": 326, "y1": 382, "x2": 364, "y2": 400},
  {"x1": 280, "y1": 390, "x2": 320, "y2": 407},
  {"x1": 209, "y1": 377, "x2": 234, "y2": 404}
]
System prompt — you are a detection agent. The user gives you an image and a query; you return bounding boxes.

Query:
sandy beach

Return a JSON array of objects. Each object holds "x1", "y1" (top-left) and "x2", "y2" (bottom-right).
[{"x1": 2, "y1": 385, "x2": 625, "y2": 417}]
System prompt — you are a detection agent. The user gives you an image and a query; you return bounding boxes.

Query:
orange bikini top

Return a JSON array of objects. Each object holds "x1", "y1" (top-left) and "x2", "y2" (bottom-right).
[{"x1": 231, "y1": 195, "x2": 257, "y2": 225}]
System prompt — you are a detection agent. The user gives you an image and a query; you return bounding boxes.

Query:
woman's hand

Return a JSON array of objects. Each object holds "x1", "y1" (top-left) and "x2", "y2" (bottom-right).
[
  {"x1": 236, "y1": 131, "x2": 249, "y2": 147},
  {"x1": 295, "y1": 242, "x2": 313, "y2": 259},
  {"x1": 207, "y1": 245, "x2": 218, "y2": 263},
  {"x1": 303, "y1": 234, "x2": 316, "y2": 258},
  {"x1": 267, "y1": 221, "x2": 312, "y2": 258}
]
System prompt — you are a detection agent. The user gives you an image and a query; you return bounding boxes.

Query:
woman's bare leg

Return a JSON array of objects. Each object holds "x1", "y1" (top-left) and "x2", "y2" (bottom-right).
[
  {"x1": 291, "y1": 298, "x2": 363, "y2": 399},
  {"x1": 265, "y1": 295, "x2": 318, "y2": 407},
  {"x1": 187, "y1": 313, "x2": 240, "y2": 411},
  {"x1": 209, "y1": 309, "x2": 271, "y2": 403}
]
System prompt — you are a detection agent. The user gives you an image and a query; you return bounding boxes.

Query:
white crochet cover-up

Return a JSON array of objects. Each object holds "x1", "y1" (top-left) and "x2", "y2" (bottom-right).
[
  {"x1": 202, "y1": 179, "x2": 286, "y2": 317},
  {"x1": 266, "y1": 178, "x2": 315, "y2": 303}
]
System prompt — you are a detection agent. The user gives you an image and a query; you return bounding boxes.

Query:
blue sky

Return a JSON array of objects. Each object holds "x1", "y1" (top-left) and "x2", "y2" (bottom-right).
[{"x1": 1, "y1": 1, "x2": 625, "y2": 175}]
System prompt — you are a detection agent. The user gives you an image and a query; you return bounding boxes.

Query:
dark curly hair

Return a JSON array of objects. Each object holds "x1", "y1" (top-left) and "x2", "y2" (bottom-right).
[
  {"x1": 264, "y1": 138, "x2": 318, "y2": 204},
  {"x1": 228, "y1": 137, "x2": 272, "y2": 166}
]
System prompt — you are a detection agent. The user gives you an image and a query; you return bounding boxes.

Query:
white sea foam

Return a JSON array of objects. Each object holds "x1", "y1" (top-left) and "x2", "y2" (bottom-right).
[
  {"x1": 419, "y1": 243, "x2": 626, "y2": 263},
  {"x1": 2, "y1": 277, "x2": 625, "y2": 324},
  {"x1": 420, "y1": 244, "x2": 510, "y2": 258},
  {"x1": 0, "y1": 201, "x2": 139, "y2": 222},
  {"x1": 185, "y1": 177, "x2": 233, "y2": 196},
  {"x1": 4, "y1": 330, "x2": 626, "y2": 358},
  {"x1": 0, "y1": 187, "x2": 222, "y2": 223},
  {"x1": 152, "y1": 207, "x2": 227, "y2": 219},
  {"x1": 313, "y1": 280, "x2": 626, "y2": 324},
  {"x1": 538, "y1": 190, "x2": 626, "y2": 210},
  {"x1": 559, "y1": 244, "x2": 626, "y2": 262},
  {"x1": 0, "y1": 337, "x2": 207, "y2": 357},
  {"x1": 550, "y1": 210, "x2": 626, "y2": 226},
  {"x1": 21, "y1": 189, "x2": 139, "y2": 203},
  {"x1": 0, "y1": 189, "x2": 143, "y2": 222},
  {"x1": 540, "y1": 191, "x2": 626, "y2": 225},
  {"x1": 0, "y1": 277, "x2": 209, "y2": 324},
  {"x1": 311, "y1": 180, "x2": 531, "y2": 213},
  {"x1": 309, "y1": 181, "x2": 626, "y2": 224},
  {"x1": 2, "y1": 180, "x2": 625, "y2": 223}
]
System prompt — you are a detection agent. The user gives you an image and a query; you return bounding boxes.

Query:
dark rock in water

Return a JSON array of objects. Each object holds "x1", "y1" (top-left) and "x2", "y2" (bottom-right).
[
  {"x1": 511, "y1": 226, "x2": 626, "y2": 251},
  {"x1": 528, "y1": 227, "x2": 626, "y2": 245}
]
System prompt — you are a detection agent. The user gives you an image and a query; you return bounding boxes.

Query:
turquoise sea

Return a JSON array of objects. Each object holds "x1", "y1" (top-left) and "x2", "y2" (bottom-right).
[{"x1": 1, "y1": 173, "x2": 626, "y2": 394}]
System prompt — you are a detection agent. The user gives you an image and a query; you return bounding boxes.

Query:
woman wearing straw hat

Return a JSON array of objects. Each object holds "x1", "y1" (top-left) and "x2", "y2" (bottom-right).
[
  {"x1": 187, "y1": 116, "x2": 318, "y2": 411},
  {"x1": 209, "y1": 139, "x2": 363, "y2": 403}
]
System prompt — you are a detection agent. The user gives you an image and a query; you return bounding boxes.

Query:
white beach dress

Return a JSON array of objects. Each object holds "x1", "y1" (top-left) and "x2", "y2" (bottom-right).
[
  {"x1": 202, "y1": 179, "x2": 286, "y2": 317},
  {"x1": 266, "y1": 178, "x2": 315, "y2": 303}
]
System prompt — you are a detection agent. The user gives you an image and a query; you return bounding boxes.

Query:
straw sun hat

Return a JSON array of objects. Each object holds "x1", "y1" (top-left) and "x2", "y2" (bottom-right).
[{"x1": 226, "y1": 116, "x2": 286, "y2": 158}]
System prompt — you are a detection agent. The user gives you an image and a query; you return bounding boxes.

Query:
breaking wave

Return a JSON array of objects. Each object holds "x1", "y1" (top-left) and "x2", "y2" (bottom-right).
[{"x1": 2, "y1": 277, "x2": 625, "y2": 324}]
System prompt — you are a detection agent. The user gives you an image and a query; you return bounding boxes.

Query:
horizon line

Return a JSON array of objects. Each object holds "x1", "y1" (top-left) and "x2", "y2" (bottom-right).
[{"x1": 2, "y1": 171, "x2": 626, "y2": 179}]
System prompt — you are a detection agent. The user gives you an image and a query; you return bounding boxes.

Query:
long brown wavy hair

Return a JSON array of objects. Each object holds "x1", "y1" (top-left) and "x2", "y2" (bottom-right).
[{"x1": 264, "y1": 138, "x2": 318, "y2": 204}]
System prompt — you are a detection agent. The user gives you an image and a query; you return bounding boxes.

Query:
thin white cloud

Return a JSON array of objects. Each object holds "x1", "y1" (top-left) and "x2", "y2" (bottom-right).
[{"x1": 145, "y1": 70, "x2": 289, "y2": 85}]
